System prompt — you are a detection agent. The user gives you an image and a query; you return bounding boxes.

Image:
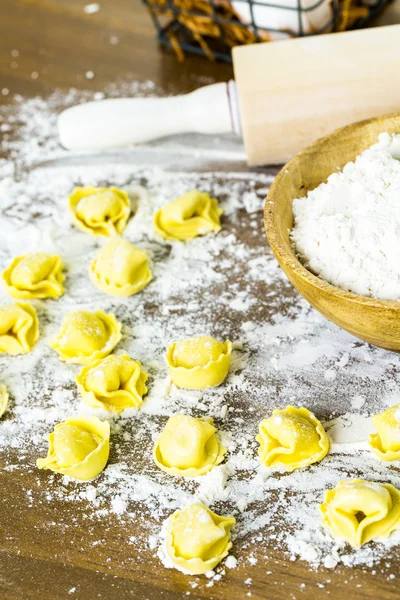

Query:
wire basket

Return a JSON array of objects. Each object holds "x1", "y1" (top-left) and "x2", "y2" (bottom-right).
[{"x1": 142, "y1": 0, "x2": 390, "y2": 61}]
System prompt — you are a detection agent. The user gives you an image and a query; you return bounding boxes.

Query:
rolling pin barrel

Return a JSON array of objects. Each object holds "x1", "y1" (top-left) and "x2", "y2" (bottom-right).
[{"x1": 232, "y1": 25, "x2": 400, "y2": 165}]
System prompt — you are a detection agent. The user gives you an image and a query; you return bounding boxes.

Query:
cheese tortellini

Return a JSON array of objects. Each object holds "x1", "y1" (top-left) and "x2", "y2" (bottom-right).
[
  {"x1": 49, "y1": 310, "x2": 122, "y2": 365},
  {"x1": 167, "y1": 336, "x2": 232, "y2": 389},
  {"x1": 90, "y1": 237, "x2": 152, "y2": 296},
  {"x1": 0, "y1": 385, "x2": 8, "y2": 418},
  {"x1": 2, "y1": 252, "x2": 65, "y2": 299},
  {"x1": 154, "y1": 190, "x2": 222, "y2": 241},
  {"x1": 37, "y1": 416, "x2": 110, "y2": 481},
  {"x1": 369, "y1": 405, "x2": 400, "y2": 461},
  {"x1": 320, "y1": 479, "x2": 400, "y2": 547},
  {"x1": 165, "y1": 503, "x2": 236, "y2": 574},
  {"x1": 69, "y1": 186, "x2": 131, "y2": 237},
  {"x1": 76, "y1": 354, "x2": 148, "y2": 412},
  {"x1": 153, "y1": 414, "x2": 227, "y2": 477},
  {"x1": 256, "y1": 406, "x2": 329, "y2": 471},
  {"x1": 0, "y1": 302, "x2": 39, "y2": 355}
]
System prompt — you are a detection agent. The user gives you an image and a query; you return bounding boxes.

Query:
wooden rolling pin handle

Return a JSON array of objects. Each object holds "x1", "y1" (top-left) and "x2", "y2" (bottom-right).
[{"x1": 58, "y1": 82, "x2": 234, "y2": 151}]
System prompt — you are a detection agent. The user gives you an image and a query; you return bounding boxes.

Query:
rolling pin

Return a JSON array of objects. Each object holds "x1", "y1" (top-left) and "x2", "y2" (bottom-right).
[{"x1": 58, "y1": 24, "x2": 400, "y2": 166}]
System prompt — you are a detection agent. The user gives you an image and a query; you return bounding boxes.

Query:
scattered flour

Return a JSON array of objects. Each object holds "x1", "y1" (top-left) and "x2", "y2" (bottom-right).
[
  {"x1": 0, "y1": 85, "x2": 400, "y2": 596},
  {"x1": 225, "y1": 555, "x2": 238, "y2": 569},
  {"x1": 291, "y1": 133, "x2": 400, "y2": 300},
  {"x1": 84, "y1": 3, "x2": 100, "y2": 13}
]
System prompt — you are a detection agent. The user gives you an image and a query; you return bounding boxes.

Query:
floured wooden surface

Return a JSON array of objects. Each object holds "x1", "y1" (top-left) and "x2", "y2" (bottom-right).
[{"x1": 0, "y1": 93, "x2": 400, "y2": 600}]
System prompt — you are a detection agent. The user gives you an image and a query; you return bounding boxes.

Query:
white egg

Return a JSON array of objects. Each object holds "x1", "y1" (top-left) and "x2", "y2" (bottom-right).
[{"x1": 232, "y1": 0, "x2": 333, "y2": 36}]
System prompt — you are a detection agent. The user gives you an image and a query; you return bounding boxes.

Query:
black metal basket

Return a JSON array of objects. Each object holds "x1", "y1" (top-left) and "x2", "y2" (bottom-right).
[{"x1": 142, "y1": 0, "x2": 390, "y2": 62}]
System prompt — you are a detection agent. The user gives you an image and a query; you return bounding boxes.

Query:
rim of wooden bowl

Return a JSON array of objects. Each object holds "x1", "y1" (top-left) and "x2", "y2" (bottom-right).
[{"x1": 264, "y1": 112, "x2": 400, "y2": 312}]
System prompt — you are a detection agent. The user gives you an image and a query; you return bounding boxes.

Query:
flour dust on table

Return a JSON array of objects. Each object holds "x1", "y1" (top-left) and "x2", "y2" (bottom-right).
[{"x1": 1, "y1": 87, "x2": 400, "y2": 594}]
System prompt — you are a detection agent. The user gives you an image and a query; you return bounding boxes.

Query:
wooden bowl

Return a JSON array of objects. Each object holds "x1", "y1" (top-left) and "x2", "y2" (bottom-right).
[{"x1": 264, "y1": 113, "x2": 400, "y2": 352}]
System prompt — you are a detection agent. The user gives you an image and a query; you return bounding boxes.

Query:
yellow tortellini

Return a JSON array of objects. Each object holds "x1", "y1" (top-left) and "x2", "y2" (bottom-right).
[
  {"x1": 153, "y1": 414, "x2": 227, "y2": 477},
  {"x1": 0, "y1": 302, "x2": 39, "y2": 355},
  {"x1": 320, "y1": 479, "x2": 400, "y2": 547},
  {"x1": 256, "y1": 406, "x2": 329, "y2": 471},
  {"x1": 69, "y1": 186, "x2": 131, "y2": 237},
  {"x1": 154, "y1": 189, "x2": 222, "y2": 241},
  {"x1": 167, "y1": 335, "x2": 232, "y2": 390},
  {"x1": 2, "y1": 252, "x2": 65, "y2": 299},
  {"x1": 369, "y1": 405, "x2": 400, "y2": 461},
  {"x1": 0, "y1": 385, "x2": 8, "y2": 418},
  {"x1": 90, "y1": 237, "x2": 152, "y2": 297},
  {"x1": 165, "y1": 503, "x2": 236, "y2": 574},
  {"x1": 37, "y1": 416, "x2": 110, "y2": 481},
  {"x1": 76, "y1": 354, "x2": 148, "y2": 413},
  {"x1": 49, "y1": 310, "x2": 122, "y2": 365}
]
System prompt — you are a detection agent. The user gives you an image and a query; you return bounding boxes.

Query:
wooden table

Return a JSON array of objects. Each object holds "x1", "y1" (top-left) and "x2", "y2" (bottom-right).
[{"x1": 0, "y1": 2, "x2": 399, "y2": 600}]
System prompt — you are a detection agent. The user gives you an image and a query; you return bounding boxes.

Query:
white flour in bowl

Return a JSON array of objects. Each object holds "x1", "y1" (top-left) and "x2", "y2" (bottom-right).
[{"x1": 291, "y1": 133, "x2": 400, "y2": 301}]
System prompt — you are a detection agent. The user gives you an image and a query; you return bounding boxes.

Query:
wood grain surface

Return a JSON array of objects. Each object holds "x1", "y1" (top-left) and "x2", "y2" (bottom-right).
[{"x1": 0, "y1": 2, "x2": 400, "y2": 600}]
